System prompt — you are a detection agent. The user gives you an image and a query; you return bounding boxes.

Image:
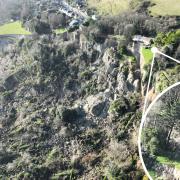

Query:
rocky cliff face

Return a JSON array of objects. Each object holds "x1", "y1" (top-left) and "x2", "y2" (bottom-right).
[{"x1": 0, "y1": 32, "x2": 144, "y2": 179}]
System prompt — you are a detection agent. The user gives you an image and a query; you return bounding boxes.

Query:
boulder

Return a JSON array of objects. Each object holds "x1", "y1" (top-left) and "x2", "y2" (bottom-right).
[
  {"x1": 103, "y1": 48, "x2": 118, "y2": 73},
  {"x1": 127, "y1": 71, "x2": 134, "y2": 84},
  {"x1": 59, "y1": 126, "x2": 72, "y2": 137},
  {"x1": 91, "y1": 101, "x2": 106, "y2": 117},
  {"x1": 117, "y1": 72, "x2": 128, "y2": 93},
  {"x1": 85, "y1": 95, "x2": 107, "y2": 117},
  {"x1": 3, "y1": 75, "x2": 18, "y2": 90},
  {"x1": 133, "y1": 79, "x2": 140, "y2": 92}
]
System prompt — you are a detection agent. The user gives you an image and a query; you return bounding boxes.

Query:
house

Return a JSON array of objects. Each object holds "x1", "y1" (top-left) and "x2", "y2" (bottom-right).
[
  {"x1": 133, "y1": 35, "x2": 153, "y2": 46},
  {"x1": 92, "y1": 15, "x2": 97, "y2": 20}
]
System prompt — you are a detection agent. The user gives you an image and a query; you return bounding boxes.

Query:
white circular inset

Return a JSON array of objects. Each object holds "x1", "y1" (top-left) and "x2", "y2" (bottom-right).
[{"x1": 138, "y1": 82, "x2": 180, "y2": 180}]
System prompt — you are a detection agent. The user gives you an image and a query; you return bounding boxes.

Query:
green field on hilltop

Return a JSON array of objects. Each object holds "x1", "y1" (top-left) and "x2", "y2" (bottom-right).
[
  {"x1": 88, "y1": 0, "x2": 180, "y2": 16},
  {"x1": 0, "y1": 21, "x2": 31, "y2": 35},
  {"x1": 149, "y1": 0, "x2": 180, "y2": 16}
]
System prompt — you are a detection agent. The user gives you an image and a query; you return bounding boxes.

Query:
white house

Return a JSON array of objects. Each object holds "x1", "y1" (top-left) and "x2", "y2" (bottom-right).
[{"x1": 133, "y1": 35, "x2": 153, "y2": 46}]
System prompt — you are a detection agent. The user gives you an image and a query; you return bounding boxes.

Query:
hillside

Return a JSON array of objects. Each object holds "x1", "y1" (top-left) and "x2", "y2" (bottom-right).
[
  {"x1": 0, "y1": 0, "x2": 180, "y2": 179},
  {"x1": 0, "y1": 31, "x2": 144, "y2": 180},
  {"x1": 0, "y1": 26, "x2": 179, "y2": 180}
]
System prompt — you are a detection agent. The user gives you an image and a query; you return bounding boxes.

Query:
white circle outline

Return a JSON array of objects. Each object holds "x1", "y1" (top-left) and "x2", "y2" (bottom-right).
[{"x1": 138, "y1": 82, "x2": 180, "y2": 180}]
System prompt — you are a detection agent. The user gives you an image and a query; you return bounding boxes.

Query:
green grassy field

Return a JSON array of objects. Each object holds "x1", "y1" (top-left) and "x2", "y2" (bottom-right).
[
  {"x1": 149, "y1": 0, "x2": 180, "y2": 16},
  {"x1": 157, "y1": 156, "x2": 180, "y2": 169},
  {"x1": 142, "y1": 47, "x2": 153, "y2": 65},
  {"x1": 0, "y1": 21, "x2": 31, "y2": 35},
  {"x1": 88, "y1": 0, "x2": 180, "y2": 16}
]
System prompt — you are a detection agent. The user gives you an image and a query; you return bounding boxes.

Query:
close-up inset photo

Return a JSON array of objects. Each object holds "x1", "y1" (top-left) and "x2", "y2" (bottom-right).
[{"x1": 139, "y1": 83, "x2": 180, "y2": 180}]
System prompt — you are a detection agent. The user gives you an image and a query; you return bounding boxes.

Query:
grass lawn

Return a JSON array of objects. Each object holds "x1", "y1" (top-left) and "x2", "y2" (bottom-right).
[
  {"x1": 87, "y1": 0, "x2": 129, "y2": 15},
  {"x1": 0, "y1": 21, "x2": 31, "y2": 35},
  {"x1": 149, "y1": 0, "x2": 180, "y2": 16},
  {"x1": 157, "y1": 156, "x2": 180, "y2": 169},
  {"x1": 142, "y1": 47, "x2": 153, "y2": 65},
  {"x1": 54, "y1": 28, "x2": 67, "y2": 34}
]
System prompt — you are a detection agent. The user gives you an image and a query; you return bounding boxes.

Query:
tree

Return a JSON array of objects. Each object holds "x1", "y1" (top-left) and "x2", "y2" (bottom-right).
[
  {"x1": 142, "y1": 86, "x2": 180, "y2": 155},
  {"x1": 175, "y1": 45, "x2": 180, "y2": 59},
  {"x1": 123, "y1": 24, "x2": 135, "y2": 42},
  {"x1": 21, "y1": 1, "x2": 32, "y2": 21},
  {"x1": 48, "y1": 13, "x2": 61, "y2": 29},
  {"x1": 28, "y1": 19, "x2": 51, "y2": 34},
  {"x1": 148, "y1": 88, "x2": 180, "y2": 148},
  {"x1": 157, "y1": 93, "x2": 180, "y2": 145}
]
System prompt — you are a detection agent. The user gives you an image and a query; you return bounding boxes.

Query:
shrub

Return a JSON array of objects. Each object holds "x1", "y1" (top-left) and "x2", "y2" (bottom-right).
[
  {"x1": 48, "y1": 13, "x2": 66, "y2": 29},
  {"x1": 80, "y1": 69, "x2": 92, "y2": 80},
  {"x1": 104, "y1": 164, "x2": 129, "y2": 179},
  {"x1": 83, "y1": 129, "x2": 102, "y2": 150},
  {"x1": 97, "y1": 18, "x2": 114, "y2": 35},
  {"x1": 116, "y1": 130, "x2": 126, "y2": 141},
  {"x1": 58, "y1": 106, "x2": 78, "y2": 124},
  {"x1": 175, "y1": 45, "x2": 180, "y2": 59},
  {"x1": 47, "y1": 148, "x2": 60, "y2": 162},
  {"x1": 127, "y1": 93, "x2": 140, "y2": 112},
  {"x1": 27, "y1": 165, "x2": 51, "y2": 179},
  {"x1": 51, "y1": 169, "x2": 77, "y2": 180},
  {"x1": 109, "y1": 97, "x2": 129, "y2": 117},
  {"x1": 82, "y1": 79, "x2": 97, "y2": 96},
  {"x1": 33, "y1": 20, "x2": 51, "y2": 34},
  {"x1": 0, "y1": 151, "x2": 17, "y2": 165},
  {"x1": 154, "y1": 30, "x2": 180, "y2": 47},
  {"x1": 149, "y1": 137, "x2": 159, "y2": 155},
  {"x1": 63, "y1": 43, "x2": 77, "y2": 57},
  {"x1": 142, "y1": 128, "x2": 167, "y2": 155}
]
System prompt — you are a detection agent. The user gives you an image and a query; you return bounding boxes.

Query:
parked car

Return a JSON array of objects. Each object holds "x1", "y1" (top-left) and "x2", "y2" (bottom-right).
[
  {"x1": 69, "y1": 19, "x2": 80, "y2": 27},
  {"x1": 68, "y1": 19, "x2": 81, "y2": 32}
]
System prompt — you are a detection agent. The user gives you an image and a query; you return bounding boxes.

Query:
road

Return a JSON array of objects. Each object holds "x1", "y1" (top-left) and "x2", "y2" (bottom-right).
[
  {"x1": 133, "y1": 41, "x2": 141, "y2": 68},
  {"x1": 0, "y1": 34, "x2": 31, "y2": 48},
  {"x1": 59, "y1": 0, "x2": 88, "y2": 23}
]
